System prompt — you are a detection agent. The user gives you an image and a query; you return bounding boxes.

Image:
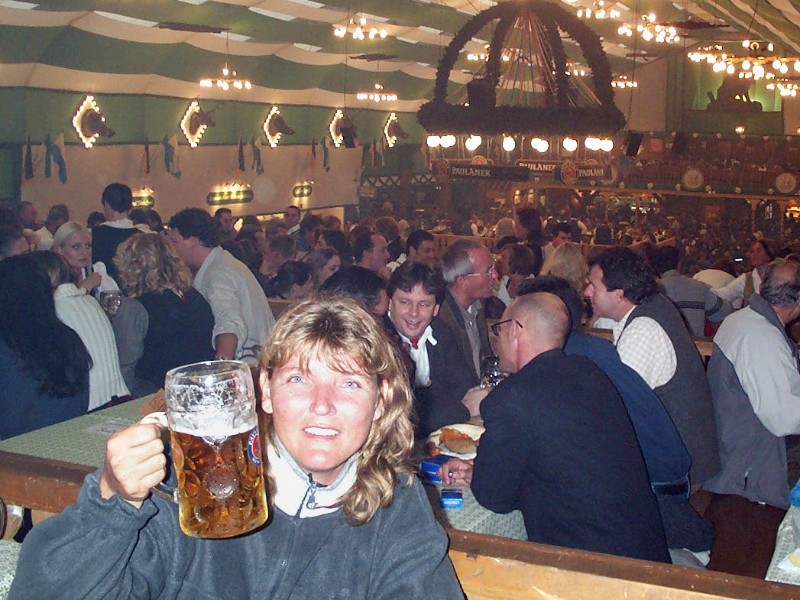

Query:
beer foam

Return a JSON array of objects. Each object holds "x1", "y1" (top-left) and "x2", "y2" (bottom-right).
[{"x1": 171, "y1": 418, "x2": 255, "y2": 438}]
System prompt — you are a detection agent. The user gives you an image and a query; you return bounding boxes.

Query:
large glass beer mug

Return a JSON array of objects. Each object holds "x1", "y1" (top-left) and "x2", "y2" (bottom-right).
[{"x1": 164, "y1": 361, "x2": 268, "y2": 538}]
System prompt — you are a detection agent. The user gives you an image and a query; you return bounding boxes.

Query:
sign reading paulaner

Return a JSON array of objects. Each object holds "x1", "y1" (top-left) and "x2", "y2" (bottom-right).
[{"x1": 447, "y1": 164, "x2": 531, "y2": 181}]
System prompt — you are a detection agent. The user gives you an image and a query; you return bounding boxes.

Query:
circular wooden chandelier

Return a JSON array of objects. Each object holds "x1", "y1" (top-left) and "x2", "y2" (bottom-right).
[{"x1": 417, "y1": 0, "x2": 626, "y2": 136}]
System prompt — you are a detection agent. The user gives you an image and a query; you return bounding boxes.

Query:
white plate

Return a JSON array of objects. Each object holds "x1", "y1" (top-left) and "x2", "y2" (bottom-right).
[{"x1": 427, "y1": 423, "x2": 485, "y2": 460}]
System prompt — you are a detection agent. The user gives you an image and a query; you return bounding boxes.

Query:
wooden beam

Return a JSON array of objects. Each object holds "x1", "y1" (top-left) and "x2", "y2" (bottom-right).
[{"x1": 448, "y1": 530, "x2": 798, "y2": 599}]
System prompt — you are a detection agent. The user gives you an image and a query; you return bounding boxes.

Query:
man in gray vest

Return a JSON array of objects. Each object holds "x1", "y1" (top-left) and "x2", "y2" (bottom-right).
[
  {"x1": 703, "y1": 259, "x2": 800, "y2": 509},
  {"x1": 585, "y1": 247, "x2": 720, "y2": 488}
]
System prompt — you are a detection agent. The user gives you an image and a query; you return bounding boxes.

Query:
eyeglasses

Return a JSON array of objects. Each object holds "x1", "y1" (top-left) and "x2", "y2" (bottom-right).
[
  {"x1": 462, "y1": 265, "x2": 497, "y2": 279},
  {"x1": 490, "y1": 319, "x2": 523, "y2": 336}
]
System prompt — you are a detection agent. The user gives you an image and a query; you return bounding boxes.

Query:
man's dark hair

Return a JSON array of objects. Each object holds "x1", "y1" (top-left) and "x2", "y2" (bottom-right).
[
  {"x1": 375, "y1": 216, "x2": 400, "y2": 241},
  {"x1": 495, "y1": 235, "x2": 521, "y2": 250},
  {"x1": 551, "y1": 222, "x2": 572, "y2": 238},
  {"x1": 284, "y1": 205, "x2": 301, "y2": 217},
  {"x1": 651, "y1": 246, "x2": 680, "y2": 276},
  {"x1": 761, "y1": 259, "x2": 800, "y2": 308},
  {"x1": 516, "y1": 206, "x2": 543, "y2": 243},
  {"x1": 320, "y1": 266, "x2": 386, "y2": 314},
  {"x1": 0, "y1": 226, "x2": 24, "y2": 259},
  {"x1": 352, "y1": 231, "x2": 376, "y2": 263},
  {"x1": 516, "y1": 275, "x2": 580, "y2": 333},
  {"x1": 129, "y1": 208, "x2": 148, "y2": 225},
  {"x1": 214, "y1": 208, "x2": 232, "y2": 223},
  {"x1": 44, "y1": 204, "x2": 69, "y2": 226},
  {"x1": 588, "y1": 246, "x2": 659, "y2": 304},
  {"x1": 267, "y1": 234, "x2": 296, "y2": 259},
  {"x1": 101, "y1": 183, "x2": 133, "y2": 213},
  {"x1": 168, "y1": 208, "x2": 218, "y2": 248},
  {"x1": 299, "y1": 214, "x2": 323, "y2": 235},
  {"x1": 87, "y1": 211, "x2": 106, "y2": 228},
  {"x1": 387, "y1": 261, "x2": 445, "y2": 304},
  {"x1": 406, "y1": 229, "x2": 434, "y2": 254},
  {"x1": 320, "y1": 229, "x2": 349, "y2": 257}
]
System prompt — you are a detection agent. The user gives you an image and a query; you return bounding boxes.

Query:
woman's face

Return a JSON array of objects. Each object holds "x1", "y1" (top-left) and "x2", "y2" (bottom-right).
[
  {"x1": 287, "y1": 278, "x2": 314, "y2": 301},
  {"x1": 262, "y1": 352, "x2": 384, "y2": 485},
  {"x1": 317, "y1": 255, "x2": 341, "y2": 287},
  {"x1": 57, "y1": 230, "x2": 92, "y2": 273}
]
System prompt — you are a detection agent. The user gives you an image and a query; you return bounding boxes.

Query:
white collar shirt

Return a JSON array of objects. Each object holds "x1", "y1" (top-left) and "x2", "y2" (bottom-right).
[{"x1": 397, "y1": 324, "x2": 437, "y2": 388}]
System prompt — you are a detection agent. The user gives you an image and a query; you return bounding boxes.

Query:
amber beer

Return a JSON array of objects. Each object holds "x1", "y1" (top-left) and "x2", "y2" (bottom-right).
[
  {"x1": 164, "y1": 360, "x2": 267, "y2": 539},
  {"x1": 170, "y1": 425, "x2": 268, "y2": 538}
]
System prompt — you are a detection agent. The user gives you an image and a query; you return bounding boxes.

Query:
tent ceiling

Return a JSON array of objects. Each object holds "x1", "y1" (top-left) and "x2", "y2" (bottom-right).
[{"x1": 1, "y1": 0, "x2": 799, "y2": 111}]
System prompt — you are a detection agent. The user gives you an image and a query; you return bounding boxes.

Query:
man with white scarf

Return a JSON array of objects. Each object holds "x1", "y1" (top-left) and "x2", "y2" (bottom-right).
[{"x1": 387, "y1": 261, "x2": 487, "y2": 437}]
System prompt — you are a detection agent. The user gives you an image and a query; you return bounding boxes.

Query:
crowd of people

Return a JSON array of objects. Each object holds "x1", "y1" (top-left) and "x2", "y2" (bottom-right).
[{"x1": 3, "y1": 183, "x2": 800, "y2": 596}]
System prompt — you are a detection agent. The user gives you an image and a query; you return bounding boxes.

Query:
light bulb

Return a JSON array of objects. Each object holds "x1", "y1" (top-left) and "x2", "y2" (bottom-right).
[
  {"x1": 562, "y1": 137, "x2": 578, "y2": 152},
  {"x1": 426, "y1": 135, "x2": 441, "y2": 148},
  {"x1": 465, "y1": 135, "x2": 482, "y2": 151},
  {"x1": 599, "y1": 139, "x2": 614, "y2": 152},
  {"x1": 502, "y1": 136, "x2": 516, "y2": 152},
  {"x1": 440, "y1": 135, "x2": 456, "y2": 148}
]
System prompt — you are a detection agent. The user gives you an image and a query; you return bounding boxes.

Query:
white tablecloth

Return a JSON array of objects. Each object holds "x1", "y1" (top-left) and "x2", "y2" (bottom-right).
[{"x1": 767, "y1": 506, "x2": 800, "y2": 585}]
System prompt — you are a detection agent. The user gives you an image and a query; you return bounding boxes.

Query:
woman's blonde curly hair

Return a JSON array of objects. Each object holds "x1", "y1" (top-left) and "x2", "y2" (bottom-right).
[
  {"x1": 113, "y1": 233, "x2": 192, "y2": 298},
  {"x1": 259, "y1": 297, "x2": 415, "y2": 526}
]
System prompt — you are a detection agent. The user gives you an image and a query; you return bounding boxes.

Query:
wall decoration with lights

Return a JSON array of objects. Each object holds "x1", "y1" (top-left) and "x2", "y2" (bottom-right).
[
  {"x1": 206, "y1": 183, "x2": 253, "y2": 206},
  {"x1": 329, "y1": 110, "x2": 358, "y2": 148},
  {"x1": 132, "y1": 187, "x2": 155, "y2": 208},
  {"x1": 383, "y1": 113, "x2": 408, "y2": 148},
  {"x1": 263, "y1": 106, "x2": 295, "y2": 148},
  {"x1": 72, "y1": 95, "x2": 115, "y2": 149},
  {"x1": 181, "y1": 100, "x2": 215, "y2": 148}
]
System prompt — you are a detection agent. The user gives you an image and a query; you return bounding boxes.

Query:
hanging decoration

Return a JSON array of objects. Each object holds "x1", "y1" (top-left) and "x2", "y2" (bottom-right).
[
  {"x1": 200, "y1": 32, "x2": 252, "y2": 91},
  {"x1": 250, "y1": 136, "x2": 264, "y2": 174},
  {"x1": 24, "y1": 135, "x2": 34, "y2": 180},
  {"x1": 383, "y1": 113, "x2": 408, "y2": 148},
  {"x1": 44, "y1": 133, "x2": 67, "y2": 183},
  {"x1": 417, "y1": 0, "x2": 625, "y2": 137}
]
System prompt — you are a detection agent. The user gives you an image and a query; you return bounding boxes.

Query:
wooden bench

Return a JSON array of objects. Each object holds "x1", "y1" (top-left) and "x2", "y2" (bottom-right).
[{"x1": 448, "y1": 529, "x2": 797, "y2": 598}]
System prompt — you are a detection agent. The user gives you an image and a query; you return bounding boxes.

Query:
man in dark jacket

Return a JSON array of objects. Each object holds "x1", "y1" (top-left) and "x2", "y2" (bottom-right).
[{"x1": 441, "y1": 293, "x2": 670, "y2": 563}]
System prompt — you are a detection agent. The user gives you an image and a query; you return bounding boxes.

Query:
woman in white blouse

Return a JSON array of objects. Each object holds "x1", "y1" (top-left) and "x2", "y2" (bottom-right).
[{"x1": 31, "y1": 251, "x2": 129, "y2": 410}]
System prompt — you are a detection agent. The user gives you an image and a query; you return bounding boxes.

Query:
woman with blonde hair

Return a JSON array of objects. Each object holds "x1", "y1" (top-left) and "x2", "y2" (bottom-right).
[
  {"x1": 540, "y1": 242, "x2": 589, "y2": 295},
  {"x1": 13, "y1": 297, "x2": 463, "y2": 599},
  {"x1": 113, "y1": 233, "x2": 214, "y2": 395},
  {"x1": 305, "y1": 247, "x2": 341, "y2": 289},
  {"x1": 52, "y1": 221, "x2": 118, "y2": 293}
]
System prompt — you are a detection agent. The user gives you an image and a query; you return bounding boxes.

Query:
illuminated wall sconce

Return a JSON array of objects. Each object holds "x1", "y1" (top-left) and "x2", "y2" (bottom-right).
[
  {"x1": 181, "y1": 100, "x2": 215, "y2": 148},
  {"x1": 72, "y1": 95, "x2": 115, "y2": 149},
  {"x1": 292, "y1": 181, "x2": 314, "y2": 205},
  {"x1": 329, "y1": 110, "x2": 358, "y2": 148},
  {"x1": 263, "y1": 106, "x2": 295, "y2": 148},
  {"x1": 132, "y1": 187, "x2": 155, "y2": 208},
  {"x1": 206, "y1": 182, "x2": 253, "y2": 206},
  {"x1": 383, "y1": 113, "x2": 408, "y2": 148}
]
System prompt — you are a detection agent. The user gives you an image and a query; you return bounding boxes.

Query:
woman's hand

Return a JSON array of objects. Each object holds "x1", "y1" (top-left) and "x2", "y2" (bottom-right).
[
  {"x1": 98, "y1": 423, "x2": 167, "y2": 508},
  {"x1": 78, "y1": 271, "x2": 102, "y2": 292},
  {"x1": 437, "y1": 457, "x2": 473, "y2": 487}
]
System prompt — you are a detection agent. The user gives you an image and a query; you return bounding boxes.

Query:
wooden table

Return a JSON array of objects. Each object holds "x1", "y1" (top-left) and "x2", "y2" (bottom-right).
[{"x1": 0, "y1": 398, "x2": 147, "y2": 513}]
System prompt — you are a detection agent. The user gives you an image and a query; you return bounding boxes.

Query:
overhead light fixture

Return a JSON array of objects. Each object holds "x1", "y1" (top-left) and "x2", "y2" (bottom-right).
[
  {"x1": 562, "y1": 137, "x2": 578, "y2": 152},
  {"x1": 735, "y1": 125, "x2": 745, "y2": 134},
  {"x1": 612, "y1": 74, "x2": 638, "y2": 88},
  {"x1": 502, "y1": 136, "x2": 516, "y2": 152},
  {"x1": 577, "y1": 1, "x2": 620, "y2": 20},
  {"x1": 426, "y1": 135, "x2": 441, "y2": 148},
  {"x1": 440, "y1": 134, "x2": 457, "y2": 148},
  {"x1": 531, "y1": 137, "x2": 549, "y2": 152},
  {"x1": 356, "y1": 83, "x2": 398, "y2": 103},
  {"x1": 618, "y1": 13, "x2": 680, "y2": 44},
  {"x1": 199, "y1": 32, "x2": 252, "y2": 91},
  {"x1": 333, "y1": 15, "x2": 387, "y2": 40},
  {"x1": 465, "y1": 135, "x2": 482, "y2": 151}
]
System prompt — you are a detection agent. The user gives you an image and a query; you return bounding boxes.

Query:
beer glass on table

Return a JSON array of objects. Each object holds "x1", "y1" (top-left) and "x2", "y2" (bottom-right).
[{"x1": 163, "y1": 361, "x2": 268, "y2": 539}]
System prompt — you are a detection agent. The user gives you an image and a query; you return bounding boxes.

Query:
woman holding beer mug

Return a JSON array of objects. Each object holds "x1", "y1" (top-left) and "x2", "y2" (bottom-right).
[{"x1": 11, "y1": 298, "x2": 464, "y2": 599}]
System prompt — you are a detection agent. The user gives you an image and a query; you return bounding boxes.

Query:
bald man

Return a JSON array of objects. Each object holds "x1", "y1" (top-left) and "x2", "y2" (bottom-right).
[{"x1": 441, "y1": 293, "x2": 670, "y2": 563}]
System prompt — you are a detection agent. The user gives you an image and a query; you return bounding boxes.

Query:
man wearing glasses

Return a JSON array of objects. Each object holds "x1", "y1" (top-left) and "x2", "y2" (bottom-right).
[
  {"x1": 439, "y1": 239, "x2": 497, "y2": 379},
  {"x1": 439, "y1": 293, "x2": 670, "y2": 563}
]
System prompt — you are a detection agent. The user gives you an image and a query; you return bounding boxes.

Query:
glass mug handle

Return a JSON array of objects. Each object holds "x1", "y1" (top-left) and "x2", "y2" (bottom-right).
[{"x1": 140, "y1": 411, "x2": 178, "y2": 504}]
